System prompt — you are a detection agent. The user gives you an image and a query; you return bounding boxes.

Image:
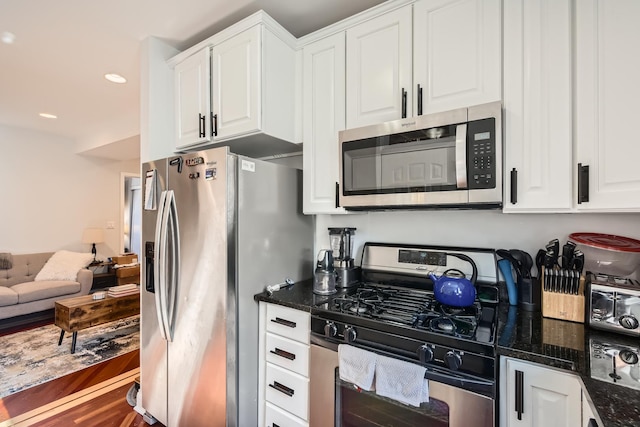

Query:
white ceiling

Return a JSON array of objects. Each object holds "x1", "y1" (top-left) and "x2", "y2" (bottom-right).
[{"x1": 0, "y1": 0, "x2": 386, "y2": 160}]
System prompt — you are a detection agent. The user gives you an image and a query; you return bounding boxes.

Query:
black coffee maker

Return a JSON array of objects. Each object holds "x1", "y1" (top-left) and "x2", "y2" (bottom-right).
[{"x1": 328, "y1": 227, "x2": 361, "y2": 288}]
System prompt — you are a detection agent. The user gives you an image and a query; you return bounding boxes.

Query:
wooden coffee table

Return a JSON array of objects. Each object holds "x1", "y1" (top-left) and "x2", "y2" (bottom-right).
[{"x1": 54, "y1": 292, "x2": 140, "y2": 354}]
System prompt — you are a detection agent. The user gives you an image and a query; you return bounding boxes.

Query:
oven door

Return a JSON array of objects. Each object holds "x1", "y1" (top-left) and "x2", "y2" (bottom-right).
[{"x1": 310, "y1": 342, "x2": 495, "y2": 427}]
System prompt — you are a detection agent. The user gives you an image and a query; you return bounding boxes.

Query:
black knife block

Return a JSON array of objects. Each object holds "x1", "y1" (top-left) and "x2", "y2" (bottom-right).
[{"x1": 518, "y1": 277, "x2": 541, "y2": 312}]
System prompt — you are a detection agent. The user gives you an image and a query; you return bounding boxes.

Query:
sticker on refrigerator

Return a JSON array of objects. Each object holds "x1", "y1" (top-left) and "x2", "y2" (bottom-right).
[
  {"x1": 205, "y1": 168, "x2": 217, "y2": 180},
  {"x1": 241, "y1": 159, "x2": 255, "y2": 172}
]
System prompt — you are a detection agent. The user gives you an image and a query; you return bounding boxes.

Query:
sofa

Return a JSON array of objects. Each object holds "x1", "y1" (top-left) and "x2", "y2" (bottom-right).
[{"x1": 0, "y1": 252, "x2": 93, "y2": 320}]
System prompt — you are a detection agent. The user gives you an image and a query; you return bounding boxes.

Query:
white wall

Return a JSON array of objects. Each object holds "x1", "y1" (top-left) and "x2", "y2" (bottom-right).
[
  {"x1": 315, "y1": 210, "x2": 640, "y2": 276},
  {"x1": 0, "y1": 125, "x2": 139, "y2": 258}
]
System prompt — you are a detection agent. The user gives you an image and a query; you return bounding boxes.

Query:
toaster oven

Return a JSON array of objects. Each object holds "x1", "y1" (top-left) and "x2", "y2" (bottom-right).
[{"x1": 588, "y1": 273, "x2": 640, "y2": 337}]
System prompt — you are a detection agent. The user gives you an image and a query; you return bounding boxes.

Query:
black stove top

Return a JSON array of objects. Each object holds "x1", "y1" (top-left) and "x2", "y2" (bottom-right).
[
  {"x1": 310, "y1": 243, "x2": 500, "y2": 389},
  {"x1": 326, "y1": 284, "x2": 489, "y2": 341}
]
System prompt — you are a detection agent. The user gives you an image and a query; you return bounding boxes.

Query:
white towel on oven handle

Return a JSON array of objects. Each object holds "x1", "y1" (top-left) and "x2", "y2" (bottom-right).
[
  {"x1": 338, "y1": 344, "x2": 376, "y2": 391},
  {"x1": 375, "y1": 353, "x2": 429, "y2": 407}
]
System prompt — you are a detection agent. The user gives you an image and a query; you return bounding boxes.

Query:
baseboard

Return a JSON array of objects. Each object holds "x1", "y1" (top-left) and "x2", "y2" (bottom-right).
[{"x1": 0, "y1": 309, "x2": 54, "y2": 335}]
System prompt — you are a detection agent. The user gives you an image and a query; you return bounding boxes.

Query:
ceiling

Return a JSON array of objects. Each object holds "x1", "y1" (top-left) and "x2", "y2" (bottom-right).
[{"x1": 0, "y1": 0, "x2": 386, "y2": 160}]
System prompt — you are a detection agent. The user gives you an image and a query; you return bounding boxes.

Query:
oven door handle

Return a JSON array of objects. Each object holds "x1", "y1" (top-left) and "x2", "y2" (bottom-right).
[
  {"x1": 455, "y1": 123, "x2": 468, "y2": 189},
  {"x1": 425, "y1": 368, "x2": 493, "y2": 388}
]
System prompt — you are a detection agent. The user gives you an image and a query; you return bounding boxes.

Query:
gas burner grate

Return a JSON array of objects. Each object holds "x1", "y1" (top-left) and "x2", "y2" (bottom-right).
[{"x1": 328, "y1": 284, "x2": 482, "y2": 339}]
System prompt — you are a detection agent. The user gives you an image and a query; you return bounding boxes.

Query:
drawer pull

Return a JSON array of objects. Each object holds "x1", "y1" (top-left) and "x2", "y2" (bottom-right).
[
  {"x1": 270, "y1": 317, "x2": 296, "y2": 328},
  {"x1": 270, "y1": 347, "x2": 296, "y2": 361},
  {"x1": 269, "y1": 381, "x2": 295, "y2": 397},
  {"x1": 272, "y1": 424, "x2": 281, "y2": 427}
]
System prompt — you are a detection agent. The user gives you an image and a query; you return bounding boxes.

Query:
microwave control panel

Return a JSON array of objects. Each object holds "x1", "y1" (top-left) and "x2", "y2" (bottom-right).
[{"x1": 467, "y1": 118, "x2": 496, "y2": 189}]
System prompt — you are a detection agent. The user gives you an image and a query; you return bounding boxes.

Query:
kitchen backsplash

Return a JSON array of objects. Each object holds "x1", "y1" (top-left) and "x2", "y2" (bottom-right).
[{"x1": 314, "y1": 211, "x2": 640, "y2": 278}]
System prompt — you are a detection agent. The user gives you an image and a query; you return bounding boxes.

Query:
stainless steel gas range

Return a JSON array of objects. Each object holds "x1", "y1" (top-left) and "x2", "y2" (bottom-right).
[{"x1": 309, "y1": 242, "x2": 500, "y2": 427}]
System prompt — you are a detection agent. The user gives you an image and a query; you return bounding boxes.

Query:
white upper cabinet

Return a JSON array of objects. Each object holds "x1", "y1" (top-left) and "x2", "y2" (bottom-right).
[
  {"x1": 210, "y1": 23, "x2": 297, "y2": 150},
  {"x1": 172, "y1": 13, "x2": 298, "y2": 157},
  {"x1": 575, "y1": 0, "x2": 640, "y2": 211},
  {"x1": 302, "y1": 33, "x2": 348, "y2": 214},
  {"x1": 413, "y1": 0, "x2": 501, "y2": 115},
  {"x1": 505, "y1": 0, "x2": 640, "y2": 212},
  {"x1": 346, "y1": 6, "x2": 413, "y2": 128},
  {"x1": 211, "y1": 25, "x2": 261, "y2": 140},
  {"x1": 174, "y1": 47, "x2": 212, "y2": 150},
  {"x1": 345, "y1": 0, "x2": 500, "y2": 130},
  {"x1": 503, "y1": 0, "x2": 573, "y2": 212}
]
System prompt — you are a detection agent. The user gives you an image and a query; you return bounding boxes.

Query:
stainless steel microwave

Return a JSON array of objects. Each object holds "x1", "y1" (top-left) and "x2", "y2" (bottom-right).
[{"x1": 338, "y1": 101, "x2": 502, "y2": 210}]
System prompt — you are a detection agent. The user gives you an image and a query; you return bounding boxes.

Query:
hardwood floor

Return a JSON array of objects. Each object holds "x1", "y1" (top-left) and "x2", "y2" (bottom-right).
[{"x1": 0, "y1": 319, "x2": 163, "y2": 426}]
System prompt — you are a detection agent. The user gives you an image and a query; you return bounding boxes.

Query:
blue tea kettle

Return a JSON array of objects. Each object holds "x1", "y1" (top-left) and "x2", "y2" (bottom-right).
[{"x1": 429, "y1": 253, "x2": 478, "y2": 307}]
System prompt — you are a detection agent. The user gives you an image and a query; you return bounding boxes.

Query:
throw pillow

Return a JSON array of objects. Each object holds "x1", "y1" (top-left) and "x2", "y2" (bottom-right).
[{"x1": 34, "y1": 250, "x2": 94, "y2": 282}]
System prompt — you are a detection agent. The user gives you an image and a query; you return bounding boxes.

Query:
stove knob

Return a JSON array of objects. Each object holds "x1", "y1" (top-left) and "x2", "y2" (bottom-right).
[
  {"x1": 417, "y1": 345, "x2": 434, "y2": 363},
  {"x1": 445, "y1": 351, "x2": 463, "y2": 371},
  {"x1": 619, "y1": 315, "x2": 639, "y2": 330},
  {"x1": 619, "y1": 349, "x2": 640, "y2": 365},
  {"x1": 344, "y1": 326, "x2": 357, "y2": 343},
  {"x1": 324, "y1": 322, "x2": 338, "y2": 338}
]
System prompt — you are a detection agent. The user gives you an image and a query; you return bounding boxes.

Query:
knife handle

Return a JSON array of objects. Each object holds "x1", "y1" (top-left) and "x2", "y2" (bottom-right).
[{"x1": 561, "y1": 242, "x2": 576, "y2": 269}]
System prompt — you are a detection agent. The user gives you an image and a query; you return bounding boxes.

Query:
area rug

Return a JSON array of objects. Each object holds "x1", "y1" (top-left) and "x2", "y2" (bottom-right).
[{"x1": 0, "y1": 315, "x2": 139, "y2": 398}]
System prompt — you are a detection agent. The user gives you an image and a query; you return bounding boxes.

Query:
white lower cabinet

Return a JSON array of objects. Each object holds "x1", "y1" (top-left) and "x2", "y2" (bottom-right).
[
  {"x1": 500, "y1": 357, "x2": 581, "y2": 427},
  {"x1": 259, "y1": 302, "x2": 310, "y2": 426},
  {"x1": 266, "y1": 402, "x2": 308, "y2": 427}
]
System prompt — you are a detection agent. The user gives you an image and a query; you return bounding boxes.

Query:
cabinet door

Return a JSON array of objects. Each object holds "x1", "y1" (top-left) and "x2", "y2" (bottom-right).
[
  {"x1": 175, "y1": 47, "x2": 211, "y2": 150},
  {"x1": 211, "y1": 25, "x2": 261, "y2": 140},
  {"x1": 575, "y1": 0, "x2": 640, "y2": 211},
  {"x1": 502, "y1": 0, "x2": 573, "y2": 212},
  {"x1": 302, "y1": 33, "x2": 348, "y2": 214},
  {"x1": 503, "y1": 358, "x2": 581, "y2": 427},
  {"x1": 346, "y1": 6, "x2": 412, "y2": 128},
  {"x1": 413, "y1": 0, "x2": 501, "y2": 115}
]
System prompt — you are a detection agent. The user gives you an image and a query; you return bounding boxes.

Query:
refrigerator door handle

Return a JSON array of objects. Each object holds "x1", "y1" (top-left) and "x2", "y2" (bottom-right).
[
  {"x1": 154, "y1": 190, "x2": 170, "y2": 341},
  {"x1": 165, "y1": 190, "x2": 180, "y2": 341}
]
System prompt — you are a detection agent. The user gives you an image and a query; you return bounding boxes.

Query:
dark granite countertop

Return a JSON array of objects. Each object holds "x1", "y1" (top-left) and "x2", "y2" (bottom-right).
[
  {"x1": 255, "y1": 280, "x2": 640, "y2": 427},
  {"x1": 496, "y1": 305, "x2": 640, "y2": 427}
]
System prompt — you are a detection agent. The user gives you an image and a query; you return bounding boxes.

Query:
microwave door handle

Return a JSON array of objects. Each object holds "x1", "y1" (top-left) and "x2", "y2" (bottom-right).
[{"x1": 455, "y1": 123, "x2": 468, "y2": 188}]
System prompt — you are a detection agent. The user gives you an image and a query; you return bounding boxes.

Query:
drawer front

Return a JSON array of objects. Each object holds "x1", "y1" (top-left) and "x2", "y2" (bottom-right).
[
  {"x1": 266, "y1": 304, "x2": 310, "y2": 344},
  {"x1": 266, "y1": 332, "x2": 309, "y2": 377},
  {"x1": 265, "y1": 402, "x2": 308, "y2": 427},
  {"x1": 265, "y1": 363, "x2": 309, "y2": 421}
]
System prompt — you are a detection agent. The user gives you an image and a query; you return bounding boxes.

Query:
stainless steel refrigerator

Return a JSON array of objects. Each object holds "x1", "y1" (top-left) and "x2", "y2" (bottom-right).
[{"x1": 140, "y1": 147, "x2": 312, "y2": 427}]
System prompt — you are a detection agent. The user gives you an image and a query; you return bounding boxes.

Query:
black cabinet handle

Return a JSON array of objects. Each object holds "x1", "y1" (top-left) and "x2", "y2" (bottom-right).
[
  {"x1": 270, "y1": 347, "x2": 296, "y2": 361},
  {"x1": 417, "y1": 84, "x2": 423, "y2": 116},
  {"x1": 578, "y1": 163, "x2": 589, "y2": 204},
  {"x1": 270, "y1": 317, "x2": 296, "y2": 328},
  {"x1": 198, "y1": 113, "x2": 205, "y2": 138},
  {"x1": 269, "y1": 381, "x2": 295, "y2": 397},
  {"x1": 587, "y1": 418, "x2": 599, "y2": 427},
  {"x1": 515, "y1": 369, "x2": 524, "y2": 420},
  {"x1": 335, "y1": 182, "x2": 340, "y2": 208},
  {"x1": 272, "y1": 424, "x2": 280, "y2": 427},
  {"x1": 401, "y1": 88, "x2": 407, "y2": 118},
  {"x1": 211, "y1": 113, "x2": 218, "y2": 137},
  {"x1": 510, "y1": 168, "x2": 518, "y2": 204}
]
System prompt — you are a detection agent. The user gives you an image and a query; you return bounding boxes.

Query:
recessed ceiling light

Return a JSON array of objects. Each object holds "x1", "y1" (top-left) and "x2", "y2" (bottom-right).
[
  {"x1": 1, "y1": 31, "x2": 15, "y2": 44},
  {"x1": 104, "y1": 73, "x2": 127, "y2": 84},
  {"x1": 39, "y1": 113, "x2": 57, "y2": 119}
]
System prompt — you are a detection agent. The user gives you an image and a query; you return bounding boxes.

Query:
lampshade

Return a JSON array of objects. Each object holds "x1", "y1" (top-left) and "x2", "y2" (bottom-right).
[{"x1": 82, "y1": 228, "x2": 105, "y2": 244}]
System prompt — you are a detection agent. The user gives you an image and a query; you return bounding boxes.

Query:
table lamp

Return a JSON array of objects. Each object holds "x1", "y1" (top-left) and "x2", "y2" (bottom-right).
[{"x1": 82, "y1": 228, "x2": 104, "y2": 262}]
